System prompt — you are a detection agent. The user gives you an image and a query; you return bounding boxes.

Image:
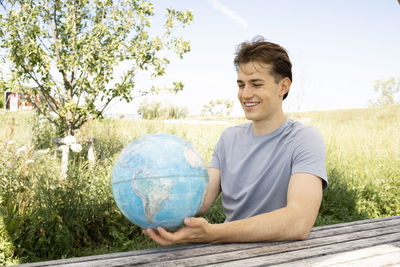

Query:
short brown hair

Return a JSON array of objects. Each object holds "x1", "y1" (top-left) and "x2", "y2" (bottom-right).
[{"x1": 234, "y1": 36, "x2": 292, "y2": 100}]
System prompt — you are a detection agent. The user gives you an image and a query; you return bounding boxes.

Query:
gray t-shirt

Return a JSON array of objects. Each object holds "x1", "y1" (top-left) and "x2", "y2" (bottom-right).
[{"x1": 209, "y1": 119, "x2": 327, "y2": 222}]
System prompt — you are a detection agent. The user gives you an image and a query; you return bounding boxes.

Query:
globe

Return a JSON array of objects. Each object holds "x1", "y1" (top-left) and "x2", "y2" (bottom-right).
[{"x1": 111, "y1": 134, "x2": 209, "y2": 229}]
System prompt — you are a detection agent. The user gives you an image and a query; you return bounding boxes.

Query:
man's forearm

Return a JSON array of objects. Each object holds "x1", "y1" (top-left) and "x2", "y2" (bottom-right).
[{"x1": 207, "y1": 206, "x2": 312, "y2": 243}]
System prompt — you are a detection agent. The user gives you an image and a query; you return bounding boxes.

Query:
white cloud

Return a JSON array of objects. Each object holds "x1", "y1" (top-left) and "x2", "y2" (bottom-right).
[{"x1": 208, "y1": 0, "x2": 248, "y2": 29}]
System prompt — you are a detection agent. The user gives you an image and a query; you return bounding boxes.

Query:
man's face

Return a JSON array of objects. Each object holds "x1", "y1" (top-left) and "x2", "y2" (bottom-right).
[{"x1": 237, "y1": 62, "x2": 289, "y2": 123}]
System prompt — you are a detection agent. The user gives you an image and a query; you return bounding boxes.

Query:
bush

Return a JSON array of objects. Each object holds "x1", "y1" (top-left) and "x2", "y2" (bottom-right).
[
  {"x1": 31, "y1": 114, "x2": 57, "y2": 150},
  {"x1": 316, "y1": 167, "x2": 368, "y2": 226},
  {"x1": 0, "y1": 141, "x2": 153, "y2": 264},
  {"x1": 91, "y1": 119, "x2": 128, "y2": 162}
]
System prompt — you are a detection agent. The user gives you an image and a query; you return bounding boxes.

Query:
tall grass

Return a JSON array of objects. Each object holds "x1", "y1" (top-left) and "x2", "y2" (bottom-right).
[
  {"x1": 294, "y1": 106, "x2": 400, "y2": 224},
  {"x1": 0, "y1": 106, "x2": 399, "y2": 264}
]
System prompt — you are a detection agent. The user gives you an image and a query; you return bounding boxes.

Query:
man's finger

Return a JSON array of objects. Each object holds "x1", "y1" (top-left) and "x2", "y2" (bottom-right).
[
  {"x1": 184, "y1": 217, "x2": 206, "y2": 228},
  {"x1": 157, "y1": 227, "x2": 186, "y2": 244},
  {"x1": 145, "y1": 228, "x2": 174, "y2": 246}
]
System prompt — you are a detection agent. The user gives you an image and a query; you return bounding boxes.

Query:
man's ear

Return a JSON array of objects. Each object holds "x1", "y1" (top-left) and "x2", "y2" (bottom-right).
[{"x1": 279, "y1": 77, "x2": 291, "y2": 98}]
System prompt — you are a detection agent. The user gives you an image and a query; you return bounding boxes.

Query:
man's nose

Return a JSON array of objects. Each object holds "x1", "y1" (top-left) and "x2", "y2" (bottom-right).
[{"x1": 241, "y1": 85, "x2": 253, "y2": 99}]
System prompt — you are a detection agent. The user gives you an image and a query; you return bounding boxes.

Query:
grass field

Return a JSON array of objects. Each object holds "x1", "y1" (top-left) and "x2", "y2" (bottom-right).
[{"x1": 0, "y1": 105, "x2": 399, "y2": 264}]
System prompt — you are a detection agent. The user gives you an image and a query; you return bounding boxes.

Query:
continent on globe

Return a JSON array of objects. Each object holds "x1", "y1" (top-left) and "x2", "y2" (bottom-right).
[
  {"x1": 111, "y1": 134, "x2": 209, "y2": 229},
  {"x1": 132, "y1": 177, "x2": 173, "y2": 223}
]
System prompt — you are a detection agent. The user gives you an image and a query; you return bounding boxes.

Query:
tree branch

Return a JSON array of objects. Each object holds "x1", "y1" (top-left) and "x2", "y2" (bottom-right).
[
  {"x1": 45, "y1": 0, "x2": 72, "y2": 96},
  {"x1": 18, "y1": 63, "x2": 60, "y2": 116}
]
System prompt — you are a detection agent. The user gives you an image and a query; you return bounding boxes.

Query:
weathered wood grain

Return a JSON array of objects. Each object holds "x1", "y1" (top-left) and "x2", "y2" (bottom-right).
[
  {"x1": 140, "y1": 229, "x2": 400, "y2": 266},
  {"x1": 274, "y1": 241, "x2": 400, "y2": 267},
  {"x1": 311, "y1": 215, "x2": 399, "y2": 232},
  {"x1": 18, "y1": 215, "x2": 400, "y2": 267}
]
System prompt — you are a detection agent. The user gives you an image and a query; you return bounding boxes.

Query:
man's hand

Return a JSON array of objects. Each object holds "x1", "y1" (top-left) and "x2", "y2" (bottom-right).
[
  {"x1": 143, "y1": 168, "x2": 221, "y2": 246},
  {"x1": 143, "y1": 217, "x2": 214, "y2": 246}
]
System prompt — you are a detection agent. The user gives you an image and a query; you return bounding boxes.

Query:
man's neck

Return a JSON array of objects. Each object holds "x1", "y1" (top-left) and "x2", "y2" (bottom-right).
[{"x1": 252, "y1": 112, "x2": 287, "y2": 136}]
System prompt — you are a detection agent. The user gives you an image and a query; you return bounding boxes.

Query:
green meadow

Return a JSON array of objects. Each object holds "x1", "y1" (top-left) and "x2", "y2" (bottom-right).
[{"x1": 1, "y1": 105, "x2": 399, "y2": 264}]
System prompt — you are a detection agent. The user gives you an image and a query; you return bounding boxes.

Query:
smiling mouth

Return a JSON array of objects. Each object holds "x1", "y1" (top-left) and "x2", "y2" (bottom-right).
[{"x1": 244, "y1": 102, "x2": 260, "y2": 107}]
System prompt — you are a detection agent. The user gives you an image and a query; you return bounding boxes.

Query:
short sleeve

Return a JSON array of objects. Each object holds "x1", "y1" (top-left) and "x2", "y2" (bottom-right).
[
  {"x1": 209, "y1": 137, "x2": 221, "y2": 170},
  {"x1": 291, "y1": 126, "x2": 328, "y2": 190}
]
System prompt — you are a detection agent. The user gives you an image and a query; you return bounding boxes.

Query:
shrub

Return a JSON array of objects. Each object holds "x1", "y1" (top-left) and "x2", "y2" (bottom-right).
[
  {"x1": 0, "y1": 141, "x2": 152, "y2": 264},
  {"x1": 316, "y1": 167, "x2": 369, "y2": 226},
  {"x1": 30, "y1": 114, "x2": 57, "y2": 150},
  {"x1": 0, "y1": 215, "x2": 17, "y2": 266},
  {"x1": 92, "y1": 119, "x2": 127, "y2": 162}
]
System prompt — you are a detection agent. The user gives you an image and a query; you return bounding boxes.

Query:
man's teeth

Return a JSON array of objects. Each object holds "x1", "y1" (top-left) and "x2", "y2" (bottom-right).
[{"x1": 244, "y1": 102, "x2": 259, "y2": 107}]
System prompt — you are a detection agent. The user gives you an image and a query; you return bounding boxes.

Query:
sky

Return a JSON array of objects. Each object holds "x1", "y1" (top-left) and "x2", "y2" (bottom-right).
[{"x1": 106, "y1": 0, "x2": 400, "y2": 116}]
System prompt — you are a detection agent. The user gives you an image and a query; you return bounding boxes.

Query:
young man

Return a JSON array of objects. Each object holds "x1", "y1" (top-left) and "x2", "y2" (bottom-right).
[{"x1": 143, "y1": 36, "x2": 328, "y2": 245}]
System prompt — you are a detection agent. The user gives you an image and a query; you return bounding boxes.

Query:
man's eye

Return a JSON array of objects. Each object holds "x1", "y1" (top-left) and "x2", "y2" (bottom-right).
[
  {"x1": 254, "y1": 84, "x2": 263, "y2": 87},
  {"x1": 238, "y1": 84, "x2": 245, "y2": 88}
]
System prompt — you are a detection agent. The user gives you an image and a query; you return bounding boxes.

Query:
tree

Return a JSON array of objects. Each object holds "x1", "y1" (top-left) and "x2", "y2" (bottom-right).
[
  {"x1": 369, "y1": 77, "x2": 400, "y2": 107},
  {"x1": 0, "y1": 0, "x2": 192, "y2": 136},
  {"x1": 201, "y1": 98, "x2": 234, "y2": 118}
]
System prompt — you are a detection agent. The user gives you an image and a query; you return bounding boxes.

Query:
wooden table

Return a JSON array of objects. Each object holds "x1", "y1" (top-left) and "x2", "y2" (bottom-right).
[{"x1": 21, "y1": 215, "x2": 400, "y2": 266}]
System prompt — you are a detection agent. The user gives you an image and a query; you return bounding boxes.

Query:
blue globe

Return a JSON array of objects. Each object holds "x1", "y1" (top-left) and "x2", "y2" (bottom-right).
[{"x1": 111, "y1": 134, "x2": 209, "y2": 229}]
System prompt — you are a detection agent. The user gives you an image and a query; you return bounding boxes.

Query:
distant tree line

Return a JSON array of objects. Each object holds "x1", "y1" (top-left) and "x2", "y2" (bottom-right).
[
  {"x1": 138, "y1": 101, "x2": 188, "y2": 120},
  {"x1": 201, "y1": 99, "x2": 234, "y2": 118}
]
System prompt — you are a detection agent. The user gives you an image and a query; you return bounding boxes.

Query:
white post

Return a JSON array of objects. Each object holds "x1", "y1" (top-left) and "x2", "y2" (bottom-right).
[
  {"x1": 60, "y1": 145, "x2": 69, "y2": 180},
  {"x1": 87, "y1": 140, "x2": 95, "y2": 168}
]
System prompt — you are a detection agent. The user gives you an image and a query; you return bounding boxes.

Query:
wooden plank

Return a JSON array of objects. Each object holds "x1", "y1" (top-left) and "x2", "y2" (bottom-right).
[
  {"x1": 49, "y1": 223, "x2": 400, "y2": 266},
  {"x1": 275, "y1": 241, "x2": 400, "y2": 267},
  {"x1": 308, "y1": 216, "x2": 400, "y2": 239},
  {"x1": 311, "y1": 215, "x2": 400, "y2": 232},
  {"x1": 24, "y1": 216, "x2": 400, "y2": 267},
  {"x1": 209, "y1": 233, "x2": 400, "y2": 267},
  {"x1": 19, "y1": 216, "x2": 400, "y2": 266},
  {"x1": 17, "y1": 244, "x2": 211, "y2": 267},
  {"x1": 133, "y1": 222, "x2": 400, "y2": 266},
  {"x1": 30, "y1": 243, "x2": 268, "y2": 267}
]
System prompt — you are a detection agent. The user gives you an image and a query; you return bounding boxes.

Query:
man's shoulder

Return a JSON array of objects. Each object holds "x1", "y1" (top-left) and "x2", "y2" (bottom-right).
[
  {"x1": 221, "y1": 122, "x2": 251, "y2": 137},
  {"x1": 287, "y1": 119, "x2": 322, "y2": 139},
  {"x1": 285, "y1": 120, "x2": 326, "y2": 153}
]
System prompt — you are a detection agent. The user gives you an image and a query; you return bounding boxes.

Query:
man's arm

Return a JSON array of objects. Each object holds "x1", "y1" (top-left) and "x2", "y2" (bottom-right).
[
  {"x1": 209, "y1": 172, "x2": 322, "y2": 242},
  {"x1": 196, "y1": 167, "x2": 221, "y2": 216},
  {"x1": 144, "y1": 172, "x2": 322, "y2": 245}
]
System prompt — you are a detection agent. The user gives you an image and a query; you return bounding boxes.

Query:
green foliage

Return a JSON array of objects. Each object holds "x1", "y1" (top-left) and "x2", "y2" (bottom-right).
[
  {"x1": 0, "y1": 0, "x2": 193, "y2": 136},
  {"x1": 204, "y1": 195, "x2": 225, "y2": 224},
  {"x1": 30, "y1": 114, "x2": 57, "y2": 150},
  {"x1": 137, "y1": 100, "x2": 188, "y2": 120},
  {"x1": 92, "y1": 119, "x2": 128, "y2": 162},
  {"x1": 201, "y1": 98, "x2": 234, "y2": 118},
  {"x1": 315, "y1": 168, "x2": 369, "y2": 226},
  {"x1": 369, "y1": 77, "x2": 400, "y2": 106},
  {"x1": 0, "y1": 140, "x2": 154, "y2": 264},
  {"x1": 0, "y1": 216, "x2": 17, "y2": 266}
]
